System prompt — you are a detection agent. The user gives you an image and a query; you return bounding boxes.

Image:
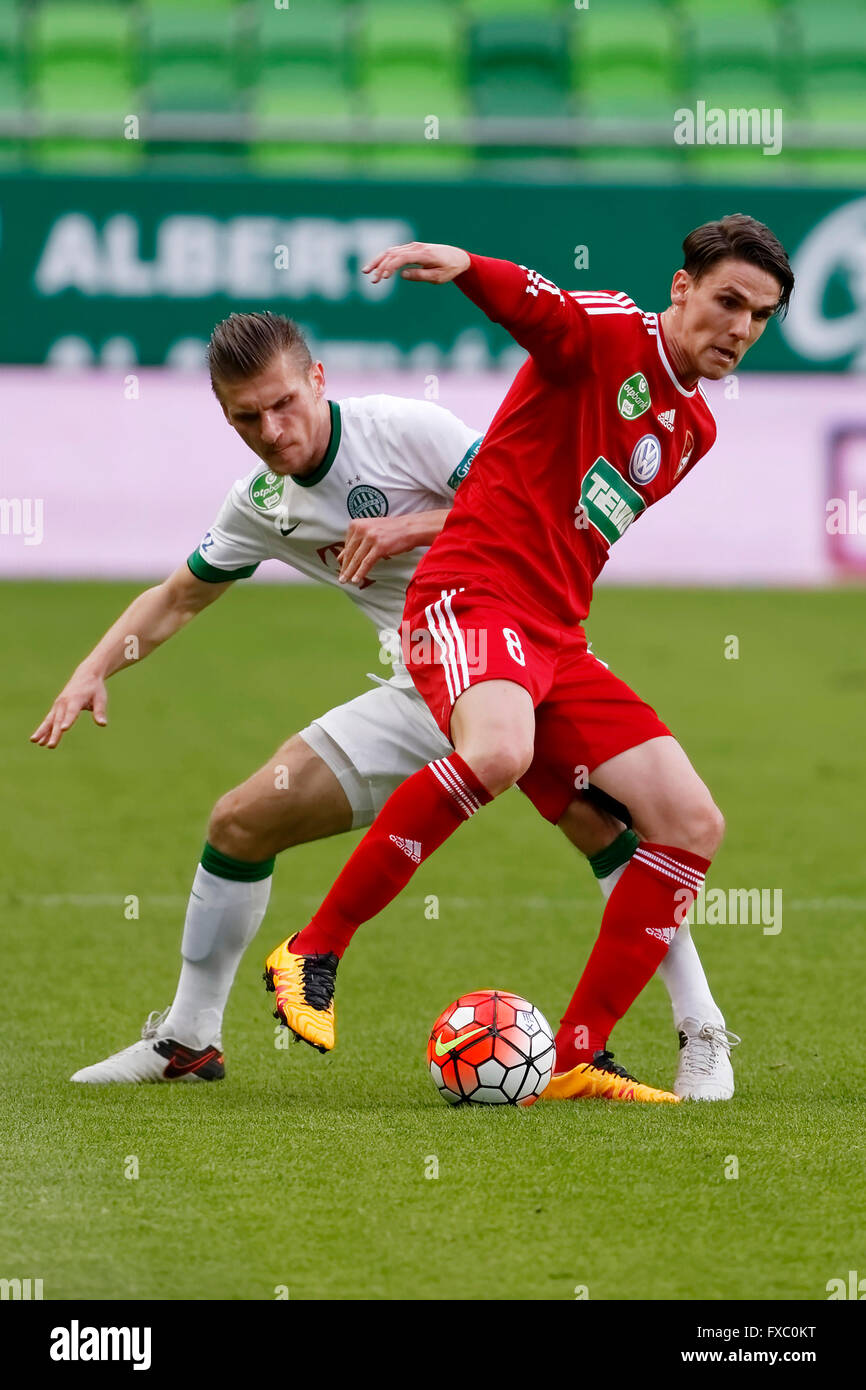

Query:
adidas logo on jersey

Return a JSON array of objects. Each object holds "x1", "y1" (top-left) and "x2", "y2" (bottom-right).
[
  {"x1": 646, "y1": 926, "x2": 676, "y2": 946},
  {"x1": 657, "y1": 409, "x2": 676, "y2": 432},
  {"x1": 389, "y1": 835, "x2": 422, "y2": 864}
]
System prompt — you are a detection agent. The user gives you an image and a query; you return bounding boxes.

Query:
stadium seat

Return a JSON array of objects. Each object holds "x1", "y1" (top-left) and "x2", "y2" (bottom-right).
[
  {"x1": 31, "y1": 59, "x2": 141, "y2": 170},
  {"x1": 572, "y1": 0, "x2": 680, "y2": 83},
  {"x1": 578, "y1": 67, "x2": 683, "y2": 124},
  {"x1": 362, "y1": 66, "x2": 467, "y2": 121},
  {"x1": 684, "y1": 13, "x2": 784, "y2": 84},
  {"x1": 250, "y1": 67, "x2": 359, "y2": 175},
  {"x1": 250, "y1": 0, "x2": 350, "y2": 70},
  {"x1": 143, "y1": 7, "x2": 238, "y2": 61},
  {"x1": 464, "y1": 0, "x2": 563, "y2": 14},
  {"x1": 470, "y1": 17, "x2": 572, "y2": 118},
  {"x1": 0, "y1": 53, "x2": 23, "y2": 167},
  {"x1": 359, "y1": 68, "x2": 471, "y2": 177},
  {"x1": 30, "y1": 2, "x2": 135, "y2": 65},
  {"x1": 357, "y1": 1, "x2": 462, "y2": 68},
  {"x1": 796, "y1": 87, "x2": 866, "y2": 183},
  {"x1": 790, "y1": 0, "x2": 866, "y2": 85},
  {"x1": 0, "y1": 3, "x2": 24, "y2": 63},
  {"x1": 679, "y1": 0, "x2": 777, "y2": 16}
]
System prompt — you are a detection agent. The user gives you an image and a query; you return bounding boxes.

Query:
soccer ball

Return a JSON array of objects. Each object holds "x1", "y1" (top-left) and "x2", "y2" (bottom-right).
[{"x1": 427, "y1": 990, "x2": 556, "y2": 1106}]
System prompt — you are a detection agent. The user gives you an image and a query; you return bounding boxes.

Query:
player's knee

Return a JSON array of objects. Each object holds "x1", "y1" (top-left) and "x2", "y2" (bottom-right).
[
  {"x1": 677, "y1": 798, "x2": 725, "y2": 859},
  {"x1": 207, "y1": 789, "x2": 264, "y2": 860},
  {"x1": 460, "y1": 741, "x2": 534, "y2": 797}
]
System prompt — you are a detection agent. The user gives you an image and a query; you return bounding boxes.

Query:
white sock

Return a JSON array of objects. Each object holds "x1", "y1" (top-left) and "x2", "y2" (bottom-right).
[
  {"x1": 160, "y1": 865, "x2": 273, "y2": 1050},
  {"x1": 597, "y1": 862, "x2": 724, "y2": 1030}
]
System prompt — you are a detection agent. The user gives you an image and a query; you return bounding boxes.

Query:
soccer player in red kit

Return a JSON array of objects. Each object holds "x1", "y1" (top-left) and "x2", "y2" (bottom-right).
[{"x1": 265, "y1": 214, "x2": 794, "y2": 1102}]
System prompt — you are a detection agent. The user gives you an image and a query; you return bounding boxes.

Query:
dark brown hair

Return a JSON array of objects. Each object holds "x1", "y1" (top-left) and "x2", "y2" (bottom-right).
[
  {"x1": 207, "y1": 311, "x2": 313, "y2": 396},
  {"x1": 681, "y1": 214, "x2": 794, "y2": 318}
]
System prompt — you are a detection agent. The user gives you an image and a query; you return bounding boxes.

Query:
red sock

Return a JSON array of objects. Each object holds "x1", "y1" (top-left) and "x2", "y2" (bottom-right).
[
  {"x1": 292, "y1": 753, "x2": 492, "y2": 957},
  {"x1": 554, "y1": 842, "x2": 710, "y2": 1074}
]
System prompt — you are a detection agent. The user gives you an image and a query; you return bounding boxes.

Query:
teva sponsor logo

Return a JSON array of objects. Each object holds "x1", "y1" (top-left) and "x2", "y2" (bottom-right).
[
  {"x1": 347, "y1": 484, "x2": 388, "y2": 519},
  {"x1": 249, "y1": 470, "x2": 284, "y2": 511},
  {"x1": 617, "y1": 372, "x2": 651, "y2": 420},
  {"x1": 579, "y1": 457, "x2": 646, "y2": 545},
  {"x1": 49, "y1": 1321, "x2": 152, "y2": 1371},
  {"x1": 628, "y1": 434, "x2": 661, "y2": 485}
]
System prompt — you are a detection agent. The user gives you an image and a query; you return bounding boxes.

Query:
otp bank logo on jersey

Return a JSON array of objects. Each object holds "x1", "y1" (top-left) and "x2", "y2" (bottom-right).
[
  {"x1": 628, "y1": 434, "x2": 661, "y2": 485},
  {"x1": 579, "y1": 457, "x2": 647, "y2": 545},
  {"x1": 249, "y1": 471, "x2": 284, "y2": 511},
  {"x1": 617, "y1": 372, "x2": 651, "y2": 420}
]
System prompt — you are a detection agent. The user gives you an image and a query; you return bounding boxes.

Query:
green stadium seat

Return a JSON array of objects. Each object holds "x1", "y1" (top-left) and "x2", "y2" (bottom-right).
[
  {"x1": 31, "y1": 58, "x2": 141, "y2": 170},
  {"x1": 144, "y1": 8, "x2": 238, "y2": 61},
  {"x1": 464, "y1": 0, "x2": 562, "y2": 15},
  {"x1": 357, "y1": 2, "x2": 462, "y2": 67},
  {"x1": 362, "y1": 65, "x2": 467, "y2": 120},
  {"x1": 579, "y1": 68, "x2": 682, "y2": 123},
  {"x1": 0, "y1": 4, "x2": 24, "y2": 60},
  {"x1": 146, "y1": 60, "x2": 241, "y2": 113},
  {"x1": 250, "y1": 68, "x2": 359, "y2": 175},
  {"x1": 573, "y1": 0, "x2": 679, "y2": 81},
  {"x1": 147, "y1": 0, "x2": 235, "y2": 10},
  {"x1": 251, "y1": 1, "x2": 350, "y2": 73},
  {"x1": 679, "y1": 0, "x2": 777, "y2": 17},
  {"x1": 31, "y1": 2, "x2": 135, "y2": 65},
  {"x1": 143, "y1": 59, "x2": 245, "y2": 165},
  {"x1": 790, "y1": 0, "x2": 866, "y2": 85},
  {"x1": 470, "y1": 17, "x2": 571, "y2": 113},
  {"x1": 685, "y1": 13, "x2": 784, "y2": 81}
]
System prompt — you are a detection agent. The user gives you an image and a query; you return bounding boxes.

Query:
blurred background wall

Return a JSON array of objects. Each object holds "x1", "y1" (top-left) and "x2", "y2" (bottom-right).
[{"x1": 1, "y1": 0, "x2": 864, "y2": 583}]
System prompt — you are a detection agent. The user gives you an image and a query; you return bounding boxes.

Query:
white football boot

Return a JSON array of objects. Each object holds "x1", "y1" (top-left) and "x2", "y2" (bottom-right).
[
  {"x1": 70, "y1": 1009, "x2": 225, "y2": 1084},
  {"x1": 673, "y1": 1017, "x2": 740, "y2": 1100}
]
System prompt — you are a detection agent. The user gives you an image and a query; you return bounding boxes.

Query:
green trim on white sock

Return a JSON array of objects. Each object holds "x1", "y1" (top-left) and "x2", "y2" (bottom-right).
[
  {"x1": 201, "y1": 841, "x2": 275, "y2": 883},
  {"x1": 588, "y1": 829, "x2": 639, "y2": 881}
]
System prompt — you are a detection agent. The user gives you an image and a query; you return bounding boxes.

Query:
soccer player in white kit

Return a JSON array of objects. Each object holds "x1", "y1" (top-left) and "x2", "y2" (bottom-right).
[{"x1": 31, "y1": 312, "x2": 737, "y2": 1098}]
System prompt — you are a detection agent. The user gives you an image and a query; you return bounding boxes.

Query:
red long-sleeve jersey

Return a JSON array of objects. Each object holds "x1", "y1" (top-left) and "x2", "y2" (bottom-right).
[{"x1": 414, "y1": 254, "x2": 717, "y2": 627}]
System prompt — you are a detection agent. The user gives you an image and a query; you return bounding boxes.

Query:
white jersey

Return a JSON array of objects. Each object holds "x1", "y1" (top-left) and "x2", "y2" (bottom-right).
[{"x1": 188, "y1": 394, "x2": 482, "y2": 682}]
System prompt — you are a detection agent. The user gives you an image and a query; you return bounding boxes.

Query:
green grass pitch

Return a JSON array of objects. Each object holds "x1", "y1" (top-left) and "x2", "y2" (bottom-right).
[{"x1": 2, "y1": 579, "x2": 864, "y2": 1301}]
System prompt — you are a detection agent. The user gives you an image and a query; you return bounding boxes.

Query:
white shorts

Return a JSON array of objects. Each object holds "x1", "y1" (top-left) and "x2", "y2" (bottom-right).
[{"x1": 298, "y1": 676, "x2": 453, "y2": 828}]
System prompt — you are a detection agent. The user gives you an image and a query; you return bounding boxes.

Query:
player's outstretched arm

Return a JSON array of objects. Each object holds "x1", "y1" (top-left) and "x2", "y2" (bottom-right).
[
  {"x1": 339, "y1": 511, "x2": 450, "y2": 585},
  {"x1": 30, "y1": 563, "x2": 233, "y2": 749},
  {"x1": 363, "y1": 242, "x2": 470, "y2": 285},
  {"x1": 364, "y1": 241, "x2": 590, "y2": 380}
]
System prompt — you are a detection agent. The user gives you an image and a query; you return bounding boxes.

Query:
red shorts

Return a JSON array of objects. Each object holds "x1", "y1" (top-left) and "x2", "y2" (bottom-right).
[{"x1": 403, "y1": 580, "x2": 671, "y2": 825}]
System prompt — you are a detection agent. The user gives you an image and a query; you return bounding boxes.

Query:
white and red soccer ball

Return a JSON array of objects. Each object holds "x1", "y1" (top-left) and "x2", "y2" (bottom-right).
[{"x1": 427, "y1": 990, "x2": 555, "y2": 1106}]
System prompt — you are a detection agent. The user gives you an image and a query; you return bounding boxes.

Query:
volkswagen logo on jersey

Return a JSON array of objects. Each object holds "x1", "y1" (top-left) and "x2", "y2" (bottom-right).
[
  {"x1": 628, "y1": 434, "x2": 661, "y2": 486},
  {"x1": 347, "y1": 484, "x2": 389, "y2": 519}
]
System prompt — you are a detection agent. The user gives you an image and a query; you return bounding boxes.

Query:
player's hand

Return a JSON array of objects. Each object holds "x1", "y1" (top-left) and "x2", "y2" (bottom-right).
[
  {"x1": 30, "y1": 669, "x2": 108, "y2": 749},
  {"x1": 362, "y1": 242, "x2": 471, "y2": 285},
  {"x1": 339, "y1": 516, "x2": 417, "y2": 585}
]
